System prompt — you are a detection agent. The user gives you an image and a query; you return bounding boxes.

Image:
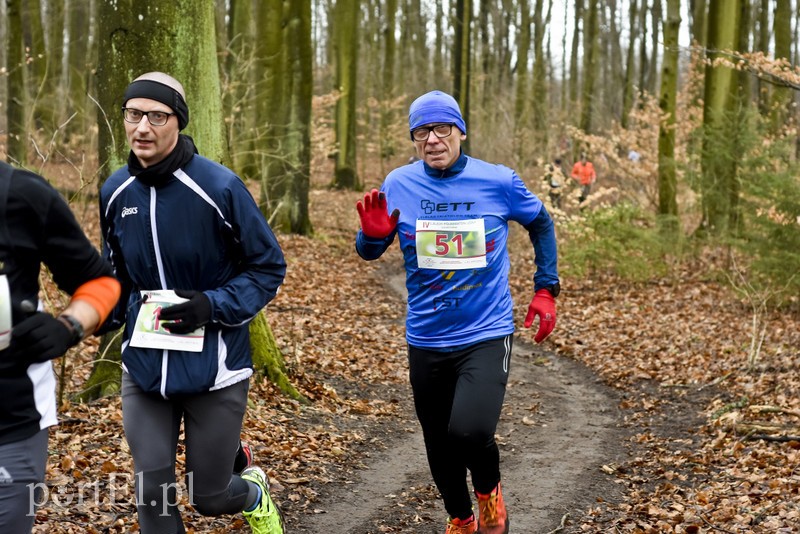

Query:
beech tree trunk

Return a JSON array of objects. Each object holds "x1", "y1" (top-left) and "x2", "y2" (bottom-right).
[
  {"x1": 331, "y1": 0, "x2": 361, "y2": 189},
  {"x1": 700, "y1": 0, "x2": 741, "y2": 235},
  {"x1": 657, "y1": 0, "x2": 681, "y2": 231}
]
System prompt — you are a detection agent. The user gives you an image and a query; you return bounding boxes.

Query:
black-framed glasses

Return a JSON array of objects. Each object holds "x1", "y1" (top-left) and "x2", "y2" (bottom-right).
[
  {"x1": 122, "y1": 107, "x2": 175, "y2": 127},
  {"x1": 411, "y1": 123, "x2": 455, "y2": 142}
]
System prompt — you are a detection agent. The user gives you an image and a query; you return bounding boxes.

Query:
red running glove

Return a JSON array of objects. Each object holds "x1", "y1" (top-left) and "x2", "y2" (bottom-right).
[
  {"x1": 356, "y1": 189, "x2": 400, "y2": 238},
  {"x1": 524, "y1": 289, "x2": 557, "y2": 343}
]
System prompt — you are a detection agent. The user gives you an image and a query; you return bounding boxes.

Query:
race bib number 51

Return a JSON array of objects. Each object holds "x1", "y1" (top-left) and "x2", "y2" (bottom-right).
[{"x1": 416, "y1": 219, "x2": 487, "y2": 270}]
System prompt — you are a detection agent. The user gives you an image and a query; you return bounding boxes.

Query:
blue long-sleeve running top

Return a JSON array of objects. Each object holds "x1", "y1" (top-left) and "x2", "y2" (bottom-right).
[{"x1": 356, "y1": 153, "x2": 558, "y2": 349}]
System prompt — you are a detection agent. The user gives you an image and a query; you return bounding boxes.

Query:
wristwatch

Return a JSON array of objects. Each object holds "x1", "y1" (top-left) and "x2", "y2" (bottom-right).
[
  {"x1": 57, "y1": 314, "x2": 85, "y2": 347},
  {"x1": 541, "y1": 282, "x2": 561, "y2": 298}
]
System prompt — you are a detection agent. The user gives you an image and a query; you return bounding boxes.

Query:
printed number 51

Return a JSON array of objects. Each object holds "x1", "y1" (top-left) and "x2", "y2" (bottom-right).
[{"x1": 435, "y1": 233, "x2": 463, "y2": 256}]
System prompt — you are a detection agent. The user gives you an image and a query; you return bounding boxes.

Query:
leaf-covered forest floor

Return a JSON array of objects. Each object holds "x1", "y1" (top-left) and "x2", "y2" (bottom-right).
[{"x1": 32, "y1": 182, "x2": 799, "y2": 533}]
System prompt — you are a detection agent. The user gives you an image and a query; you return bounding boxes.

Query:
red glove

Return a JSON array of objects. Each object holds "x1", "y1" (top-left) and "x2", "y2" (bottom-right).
[
  {"x1": 524, "y1": 289, "x2": 557, "y2": 343},
  {"x1": 357, "y1": 189, "x2": 400, "y2": 238}
]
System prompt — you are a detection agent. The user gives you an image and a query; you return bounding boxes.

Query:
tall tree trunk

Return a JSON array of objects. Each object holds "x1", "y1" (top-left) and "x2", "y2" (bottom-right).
[
  {"x1": 271, "y1": 0, "x2": 313, "y2": 236},
  {"x1": 433, "y1": 0, "x2": 445, "y2": 80},
  {"x1": 544, "y1": 0, "x2": 553, "y2": 110},
  {"x1": 795, "y1": 0, "x2": 800, "y2": 67},
  {"x1": 226, "y1": 0, "x2": 257, "y2": 179},
  {"x1": 771, "y1": 0, "x2": 791, "y2": 130},
  {"x1": 254, "y1": 0, "x2": 287, "y2": 214},
  {"x1": 478, "y1": 0, "x2": 491, "y2": 109},
  {"x1": 398, "y1": 0, "x2": 412, "y2": 95},
  {"x1": 561, "y1": 0, "x2": 568, "y2": 114},
  {"x1": 23, "y1": 0, "x2": 46, "y2": 130},
  {"x1": 756, "y1": 0, "x2": 770, "y2": 115},
  {"x1": 606, "y1": 0, "x2": 624, "y2": 121},
  {"x1": 569, "y1": 0, "x2": 583, "y2": 109},
  {"x1": 531, "y1": 0, "x2": 548, "y2": 149},
  {"x1": 45, "y1": 0, "x2": 65, "y2": 128},
  {"x1": 658, "y1": 0, "x2": 681, "y2": 232},
  {"x1": 692, "y1": 0, "x2": 708, "y2": 46},
  {"x1": 690, "y1": 0, "x2": 708, "y2": 45},
  {"x1": 700, "y1": 0, "x2": 741, "y2": 235},
  {"x1": 638, "y1": 0, "x2": 649, "y2": 97},
  {"x1": 453, "y1": 0, "x2": 472, "y2": 153},
  {"x1": 359, "y1": 0, "x2": 380, "y2": 175},
  {"x1": 6, "y1": 0, "x2": 27, "y2": 165},
  {"x1": 496, "y1": 0, "x2": 514, "y2": 93},
  {"x1": 331, "y1": 0, "x2": 360, "y2": 189},
  {"x1": 580, "y1": 0, "x2": 599, "y2": 133},
  {"x1": 513, "y1": 0, "x2": 531, "y2": 165},
  {"x1": 648, "y1": 0, "x2": 662, "y2": 95},
  {"x1": 621, "y1": 0, "x2": 638, "y2": 128},
  {"x1": 380, "y1": 0, "x2": 398, "y2": 168},
  {"x1": 411, "y1": 0, "x2": 429, "y2": 89},
  {"x1": 728, "y1": 0, "x2": 751, "y2": 234},
  {"x1": 66, "y1": 0, "x2": 91, "y2": 141},
  {"x1": 399, "y1": 0, "x2": 427, "y2": 98}
]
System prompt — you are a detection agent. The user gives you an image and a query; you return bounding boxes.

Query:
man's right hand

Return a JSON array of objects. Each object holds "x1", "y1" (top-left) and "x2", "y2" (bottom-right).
[{"x1": 356, "y1": 189, "x2": 400, "y2": 239}]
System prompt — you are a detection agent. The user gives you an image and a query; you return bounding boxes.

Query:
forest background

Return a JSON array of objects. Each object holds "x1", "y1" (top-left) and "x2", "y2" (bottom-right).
[{"x1": 0, "y1": 0, "x2": 799, "y2": 532}]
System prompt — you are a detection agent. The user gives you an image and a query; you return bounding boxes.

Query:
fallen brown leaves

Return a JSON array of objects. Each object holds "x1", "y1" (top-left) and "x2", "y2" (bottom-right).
[
  {"x1": 508, "y1": 229, "x2": 799, "y2": 533},
  {"x1": 32, "y1": 187, "x2": 799, "y2": 533}
]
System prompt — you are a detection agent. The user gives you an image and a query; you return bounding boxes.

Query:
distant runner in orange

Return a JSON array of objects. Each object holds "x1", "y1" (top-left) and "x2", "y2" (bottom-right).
[{"x1": 571, "y1": 153, "x2": 597, "y2": 204}]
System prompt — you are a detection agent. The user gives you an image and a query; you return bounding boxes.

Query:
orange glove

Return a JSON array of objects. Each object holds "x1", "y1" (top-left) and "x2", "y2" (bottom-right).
[
  {"x1": 357, "y1": 189, "x2": 400, "y2": 239},
  {"x1": 524, "y1": 289, "x2": 556, "y2": 343}
]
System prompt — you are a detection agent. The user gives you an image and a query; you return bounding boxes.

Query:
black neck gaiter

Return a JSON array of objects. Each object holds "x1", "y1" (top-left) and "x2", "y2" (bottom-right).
[{"x1": 128, "y1": 134, "x2": 198, "y2": 186}]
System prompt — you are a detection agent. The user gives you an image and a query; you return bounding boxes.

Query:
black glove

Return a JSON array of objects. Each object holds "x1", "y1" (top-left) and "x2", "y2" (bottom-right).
[
  {"x1": 8, "y1": 312, "x2": 76, "y2": 365},
  {"x1": 158, "y1": 290, "x2": 211, "y2": 335}
]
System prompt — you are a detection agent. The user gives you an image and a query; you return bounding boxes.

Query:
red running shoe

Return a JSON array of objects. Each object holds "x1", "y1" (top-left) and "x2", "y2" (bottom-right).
[
  {"x1": 475, "y1": 483, "x2": 509, "y2": 534},
  {"x1": 446, "y1": 514, "x2": 477, "y2": 534}
]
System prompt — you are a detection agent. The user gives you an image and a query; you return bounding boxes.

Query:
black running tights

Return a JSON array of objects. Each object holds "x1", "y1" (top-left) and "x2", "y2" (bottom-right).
[{"x1": 408, "y1": 335, "x2": 512, "y2": 521}]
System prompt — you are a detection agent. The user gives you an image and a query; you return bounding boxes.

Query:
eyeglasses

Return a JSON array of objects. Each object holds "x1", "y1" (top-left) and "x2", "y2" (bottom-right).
[
  {"x1": 122, "y1": 107, "x2": 175, "y2": 127},
  {"x1": 411, "y1": 123, "x2": 455, "y2": 142}
]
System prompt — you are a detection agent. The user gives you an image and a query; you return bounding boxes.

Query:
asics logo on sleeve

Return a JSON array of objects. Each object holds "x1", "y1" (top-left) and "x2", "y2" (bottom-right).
[
  {"x1": 420, "y1": 199, "x2": 476, "y2": 214},
  {"x1": 121, "y1": 206, "x2": 139, "y2": 218}
]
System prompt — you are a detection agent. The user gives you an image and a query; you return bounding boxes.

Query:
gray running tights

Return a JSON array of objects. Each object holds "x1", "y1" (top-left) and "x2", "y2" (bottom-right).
[{"x1": 121, "y1": 373, "x2": 256, "y2": 534}]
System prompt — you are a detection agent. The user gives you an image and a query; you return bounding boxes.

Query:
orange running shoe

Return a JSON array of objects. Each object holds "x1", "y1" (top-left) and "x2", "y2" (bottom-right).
[
  {"x1": 475, "y1": 483, "x2": 509, "y2": 534},
  {"x1": 445, "y1": 514, "x2": 478, "y2": 534}
]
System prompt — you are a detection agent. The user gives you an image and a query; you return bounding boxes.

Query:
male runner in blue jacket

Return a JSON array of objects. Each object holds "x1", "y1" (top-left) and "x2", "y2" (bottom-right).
[{"x1": 355, "y1": 90, "x2": 559, "y2": 534}]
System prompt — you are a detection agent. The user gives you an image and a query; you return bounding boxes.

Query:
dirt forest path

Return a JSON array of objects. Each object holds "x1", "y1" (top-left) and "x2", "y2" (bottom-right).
[{"x1": 290, "y1": 274, "x2": 630, "y2": 533}]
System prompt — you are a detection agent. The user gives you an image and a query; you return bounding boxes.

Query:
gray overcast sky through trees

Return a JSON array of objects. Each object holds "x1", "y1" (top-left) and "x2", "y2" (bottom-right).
[{"x1": 408, "y1": 1, "x2": 697, "y2": 75}]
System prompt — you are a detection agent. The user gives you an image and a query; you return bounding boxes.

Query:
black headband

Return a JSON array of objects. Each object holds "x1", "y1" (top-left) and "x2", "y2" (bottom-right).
[{"x1": 123, "y1": 80, "x2": 189, "y2": 130}]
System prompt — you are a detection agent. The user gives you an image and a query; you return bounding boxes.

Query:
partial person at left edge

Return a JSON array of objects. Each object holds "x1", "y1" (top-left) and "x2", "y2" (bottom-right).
[{"x1": 0, "y1": 161, "x2": 122, "y2": 534}]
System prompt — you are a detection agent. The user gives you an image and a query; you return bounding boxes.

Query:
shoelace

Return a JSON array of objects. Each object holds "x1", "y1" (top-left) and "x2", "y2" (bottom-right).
[
  {"x1": 479, "y1": 493, "x2": 499, "y2": 524},
  {"x1": 447, "y1": 519, "x2": 474, "y2": 534}
]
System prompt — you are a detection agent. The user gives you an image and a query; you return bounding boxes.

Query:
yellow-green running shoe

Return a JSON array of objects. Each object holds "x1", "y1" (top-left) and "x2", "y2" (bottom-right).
[{"x1": 241, "y1": 466, "x2": 285, "y2": 534}]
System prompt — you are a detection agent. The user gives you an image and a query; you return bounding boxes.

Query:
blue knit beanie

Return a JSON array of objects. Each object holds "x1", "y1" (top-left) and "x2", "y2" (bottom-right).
[{"x1": 408, "y1": 91, "x2": 467, "y2": 136}]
